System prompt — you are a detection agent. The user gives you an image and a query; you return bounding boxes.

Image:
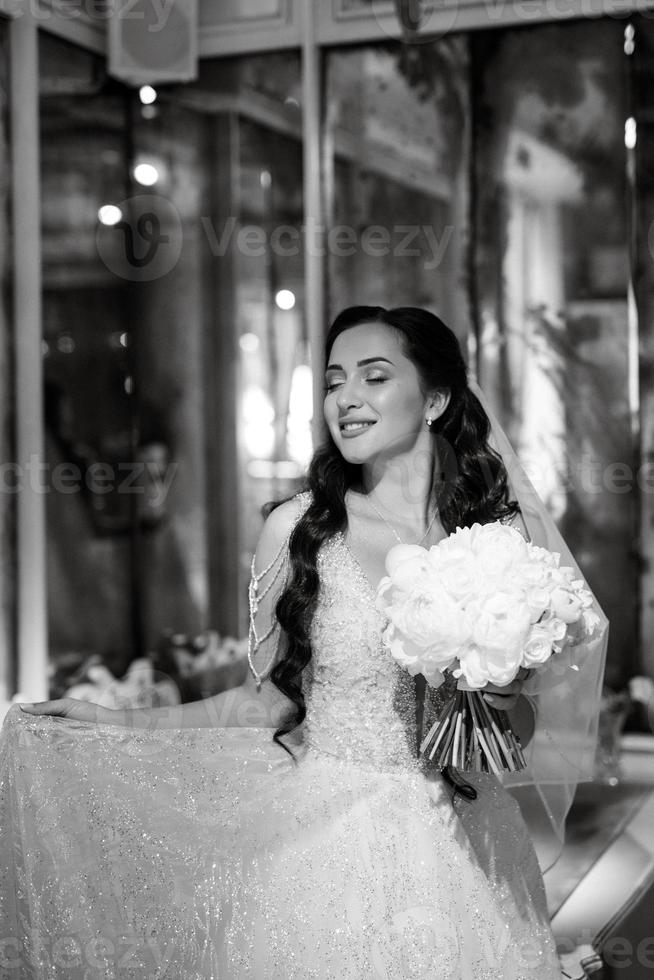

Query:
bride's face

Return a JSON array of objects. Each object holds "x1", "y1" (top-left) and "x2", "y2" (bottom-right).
[{"x1": 324, "y1": 322, "x2": 433, "y2": 465}]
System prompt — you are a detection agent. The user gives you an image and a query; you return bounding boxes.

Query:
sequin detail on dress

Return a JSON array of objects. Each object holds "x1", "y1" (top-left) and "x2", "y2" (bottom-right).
[
  {"x1": 302, "y1": 534, "x2": 423, "y2": 775},
  {"x1": 0, "y1": 513, "x2": 562, "y2": 979}
]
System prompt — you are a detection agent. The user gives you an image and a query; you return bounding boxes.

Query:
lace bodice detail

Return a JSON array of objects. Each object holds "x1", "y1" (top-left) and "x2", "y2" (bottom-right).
[{"x1": 302, "y1": 533, "x2": 423, "y2": 775}]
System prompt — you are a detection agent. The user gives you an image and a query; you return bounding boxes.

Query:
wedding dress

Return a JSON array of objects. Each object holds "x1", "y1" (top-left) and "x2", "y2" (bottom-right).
[{"x1": 0, "y1": 507, "x2": 563, "y2": 978}]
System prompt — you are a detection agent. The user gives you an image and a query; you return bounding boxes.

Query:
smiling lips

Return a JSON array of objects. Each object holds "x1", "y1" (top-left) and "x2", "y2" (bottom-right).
[{"x1": 339, "y1": 420, "x2": 377, "y2": 438}]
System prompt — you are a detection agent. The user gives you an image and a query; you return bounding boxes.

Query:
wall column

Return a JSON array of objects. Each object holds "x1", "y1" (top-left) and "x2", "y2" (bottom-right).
[{"x1": 10, "y1": 11, "x2": 47, "y2": 700}]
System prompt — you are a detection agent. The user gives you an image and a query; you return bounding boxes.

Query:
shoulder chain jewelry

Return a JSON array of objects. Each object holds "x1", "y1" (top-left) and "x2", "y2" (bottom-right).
[
  {"x1": 247, "y1": 538, "x2": 287, "y2": 690},
  {"x1": 248, "y1": 492, "x2": 311, "y2": 689},
  {"x1": 366, "y1": 493, "x2": 439, "y2": 546}
]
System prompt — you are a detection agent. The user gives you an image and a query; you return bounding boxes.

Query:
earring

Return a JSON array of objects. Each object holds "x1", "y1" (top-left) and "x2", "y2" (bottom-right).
[{"x1": 426, "y1": 417, "x2": 434, "y2": 428}]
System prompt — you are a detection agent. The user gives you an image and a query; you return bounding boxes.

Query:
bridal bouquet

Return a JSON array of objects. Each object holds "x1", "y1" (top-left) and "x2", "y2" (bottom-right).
[{"x1": 376, "y1": 521, "x2": 600, "y2": 775}]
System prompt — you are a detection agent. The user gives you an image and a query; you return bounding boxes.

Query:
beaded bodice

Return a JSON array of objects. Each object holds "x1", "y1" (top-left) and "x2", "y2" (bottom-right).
[{"x1": 302, "y1": 532, "x2": 423, "y2": 775}]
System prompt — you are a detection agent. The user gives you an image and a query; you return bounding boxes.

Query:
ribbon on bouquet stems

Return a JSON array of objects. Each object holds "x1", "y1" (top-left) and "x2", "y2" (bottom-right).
[{"x1": 420, "y1": 687, "x2": 527, "y2": 776}]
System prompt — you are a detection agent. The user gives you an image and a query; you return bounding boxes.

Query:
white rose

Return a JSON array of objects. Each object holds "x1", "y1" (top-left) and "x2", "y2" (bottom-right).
[
  {"x1": 524, "y1": 586, "x2": 552, "y2": 624},
  {"x1": 582, "y1": 608, "x2": 601, "y2": 635},
  {"x1": 513, "y1": 561, "x2": 550, "y2": 589},
  {"x1": 527, "y1": 544, "x2": 560, "y2": 568},
  {"x1": 522, "y1": 624, "x2": 555, "y2": 667},
  {"x1": 537, "y1": 612, "x2": 567, "y2": 643},
  {"x1": 549, "y1": 565, "x2": 576, "y2": 586}
]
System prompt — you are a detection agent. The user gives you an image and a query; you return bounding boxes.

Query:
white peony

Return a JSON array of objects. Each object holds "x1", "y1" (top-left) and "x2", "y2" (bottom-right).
[
  {"x1": 385, "y1": 543, "x2": 427, "y2": 576},
  {"x1": 469, "y1": 522, "x2": 530, "y2": 587},
  {"x1": 383, "y1": 626, "x2": 457, "y2": 684},
  {"x1": 466, "y1": 591, "x2": 532, "y2": 658},
  {"x1": 386, "y1": 584, "x2": 470, "y2": 657},
  {"x1": 375, "y1": 519, "x2": 596, "y2": 693},
  {"x1": 455, "y1": 643, "x2": 523, "y2": 689},
  {"x1": 429, "y1": 546, "x2": 483, "y2": 605},
  {"x1": 384, "y1": 545, "x2": 439, "y2": 594}
]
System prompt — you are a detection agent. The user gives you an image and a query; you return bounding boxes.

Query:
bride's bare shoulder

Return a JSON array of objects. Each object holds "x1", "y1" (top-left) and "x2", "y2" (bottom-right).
[{"x1": 255, "y1": 492, "x2": 311, "y2": 567}]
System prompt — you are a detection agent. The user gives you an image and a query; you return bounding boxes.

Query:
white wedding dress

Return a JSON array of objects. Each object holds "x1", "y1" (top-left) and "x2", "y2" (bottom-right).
[{"x1": 0, "y1": 527, "x2": 562, "y2": 978}]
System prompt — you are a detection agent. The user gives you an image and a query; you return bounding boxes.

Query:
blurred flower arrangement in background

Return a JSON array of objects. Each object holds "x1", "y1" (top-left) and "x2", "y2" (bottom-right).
[
  {"x1": 50, "y1": 630, "x2": 249, "y2": 710},
  {"x1": 153, "y1": 629, "x2": 248, "y2": 702}
]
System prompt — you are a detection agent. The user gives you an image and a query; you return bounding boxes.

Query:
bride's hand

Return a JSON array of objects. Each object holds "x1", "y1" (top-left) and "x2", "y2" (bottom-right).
[
  {"x1": 480, "y1": 667, "x2": 533, "y2": 712},
  {"x1": 18, "y1": 698, "x2": 113, "y2": 724}
]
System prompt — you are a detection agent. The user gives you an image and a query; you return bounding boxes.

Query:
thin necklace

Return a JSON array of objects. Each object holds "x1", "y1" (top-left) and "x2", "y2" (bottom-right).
[{"x1": 365, "y1": 493, "x2": 439, "y2": 546}]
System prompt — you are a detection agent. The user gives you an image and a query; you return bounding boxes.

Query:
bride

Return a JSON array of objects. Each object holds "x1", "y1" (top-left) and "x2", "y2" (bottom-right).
[{"x1": 0, "y1": 305, "x2": 595, "y2": 977}]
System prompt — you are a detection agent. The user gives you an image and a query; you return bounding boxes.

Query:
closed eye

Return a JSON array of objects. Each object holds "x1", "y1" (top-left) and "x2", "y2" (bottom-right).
[{"x1": 323, "y1": 374, "x2": 388, "y2": 393}]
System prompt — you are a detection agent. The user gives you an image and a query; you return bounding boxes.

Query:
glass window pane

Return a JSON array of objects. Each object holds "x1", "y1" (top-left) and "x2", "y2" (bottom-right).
[
  {"x1": 40, "y1": 33, "x2": 138, "y2": 686},
  {"x1": 633, "y1": 15, "x2": 654, "y2": 686},
  {"x1": 471, "y1": 21, "x2": 635, "y2": 686},
  {"x1": 41, "y1": 42, "x2": 305, "y2": 692},
  {"x1": 324, "y1": 40, "x2": 471, "y2": 345},
  {"x1": 0, "y1": 17, "x2": 13, "y2": 700},
  {"x1": 183, "y1": 53, "x2": 306, "y2": 633}
]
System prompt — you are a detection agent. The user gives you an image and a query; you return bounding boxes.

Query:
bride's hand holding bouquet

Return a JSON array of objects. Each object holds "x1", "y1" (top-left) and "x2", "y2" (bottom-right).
[{"x1": 376, "y1": 520, "x2": 601, "y2": 776}]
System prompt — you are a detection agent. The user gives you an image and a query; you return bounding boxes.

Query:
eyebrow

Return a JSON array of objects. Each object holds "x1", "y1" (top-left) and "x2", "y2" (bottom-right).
[{"x1": 325, "y1": 357, "x2": 394, "y2": 372}]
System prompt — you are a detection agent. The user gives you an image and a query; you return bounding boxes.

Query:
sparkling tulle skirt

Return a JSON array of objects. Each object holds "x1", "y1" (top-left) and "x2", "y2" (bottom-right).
[{"x1": 0, "y1": 706, "x2": 561, "y2": 979}]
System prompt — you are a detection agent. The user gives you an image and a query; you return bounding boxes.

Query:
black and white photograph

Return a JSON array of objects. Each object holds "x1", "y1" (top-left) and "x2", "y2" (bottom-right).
[{"x1": 0, "y1": 1, "x2": 653, "y2": 976}]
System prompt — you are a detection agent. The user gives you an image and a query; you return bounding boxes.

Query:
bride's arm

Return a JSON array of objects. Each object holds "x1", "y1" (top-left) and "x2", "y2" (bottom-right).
[
  {"x1": 109, "y1": 664, "x2": 294, "y2": 730},
  {"x1": 21, "y1": 498, "x2": 302, "y2": 731}
]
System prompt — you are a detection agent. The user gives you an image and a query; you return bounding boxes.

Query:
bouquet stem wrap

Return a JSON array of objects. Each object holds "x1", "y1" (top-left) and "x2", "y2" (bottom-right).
[{"x1": 420, "y1": 688, "x2": 527, "y2": 775}]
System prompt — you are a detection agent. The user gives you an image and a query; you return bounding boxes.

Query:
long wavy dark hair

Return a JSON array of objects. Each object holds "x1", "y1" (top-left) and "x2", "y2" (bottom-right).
[{"x1": 267, "y1": 306, "x2": 518, "y2": 795}]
